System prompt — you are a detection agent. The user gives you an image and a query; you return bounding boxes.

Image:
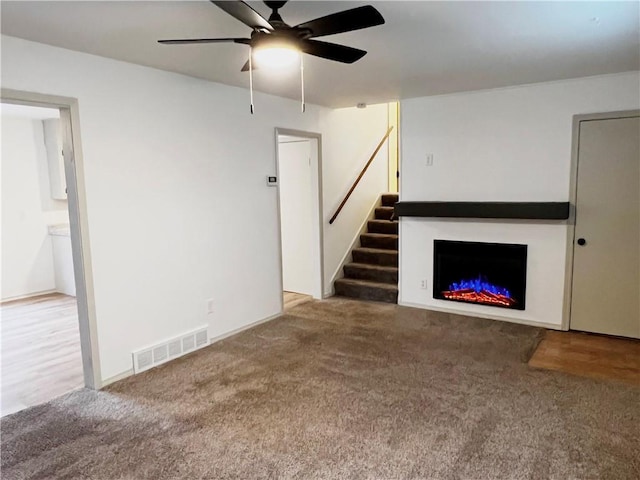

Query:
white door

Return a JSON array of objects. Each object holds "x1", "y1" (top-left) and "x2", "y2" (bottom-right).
[
  {"x1": 278, "y1": 140, "x2": 314, "y2": 295},
  {"x1": 570, "y1": 114, "x2": 640, "y2": 338}
]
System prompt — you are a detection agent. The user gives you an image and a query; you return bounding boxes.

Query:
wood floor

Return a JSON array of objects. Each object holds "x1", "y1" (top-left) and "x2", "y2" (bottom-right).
[
  {"x1": 283, "y1": 291, "x2": 312, "y2": 311},
  {"x1": 1, "y1": 293, "x2": 84, "y2": 416},
  {"x1": 529, "y1": 330, "x2": 640, "y2": 385}
]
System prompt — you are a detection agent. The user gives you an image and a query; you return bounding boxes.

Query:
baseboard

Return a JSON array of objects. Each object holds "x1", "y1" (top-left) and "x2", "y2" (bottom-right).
[
  {"x1": 99, "y1": 312, "x2": 284, "y2": 389},
  {"x1": 208, "y1": 312, "x2": 282, "y2": 344},
  {"x1": 1, "y1": 289, "x2": 57, "y2": 304},
  {"x1": 100, "y1": 368, "x2": 134, "y2": 388},
  {"x1": 398, "y1": 300, "x2": 563, "y2": 331}
]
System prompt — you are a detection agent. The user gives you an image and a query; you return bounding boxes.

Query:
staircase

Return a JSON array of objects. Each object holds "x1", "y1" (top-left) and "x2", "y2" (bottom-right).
[{"x1": 334, "y1": 193, "x2": 399, "y2": 303}]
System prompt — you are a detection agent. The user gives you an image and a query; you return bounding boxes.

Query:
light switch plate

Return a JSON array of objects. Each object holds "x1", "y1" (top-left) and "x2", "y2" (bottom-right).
[{"x1": 266, "y1": 176, "x2": 278, "y2": 186}]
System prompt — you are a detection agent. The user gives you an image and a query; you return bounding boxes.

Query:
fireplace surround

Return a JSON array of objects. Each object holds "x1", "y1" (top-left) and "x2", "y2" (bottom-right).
[{"x1": 433, "y1": 240, "x2": 528, "y2": 310}]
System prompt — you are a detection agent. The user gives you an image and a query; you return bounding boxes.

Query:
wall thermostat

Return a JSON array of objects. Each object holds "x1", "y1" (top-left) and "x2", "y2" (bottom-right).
[{"x1": 266, "y1": 176, "x2": 278, "y2": 187}]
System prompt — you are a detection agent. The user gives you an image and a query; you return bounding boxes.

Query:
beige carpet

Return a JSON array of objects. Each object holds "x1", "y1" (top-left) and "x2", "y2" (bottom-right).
[{"x1": 2, "y1": 298, "x2": 638, "y2": 479}]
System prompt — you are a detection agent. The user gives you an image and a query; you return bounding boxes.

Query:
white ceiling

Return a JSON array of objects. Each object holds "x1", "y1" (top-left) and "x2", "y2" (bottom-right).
[
  {"x1": 1, "y1": 103, "x2": 60, "y2": 119},
  {"x1": 1, "y1": 1, "x2": 638, "y2": 107}
]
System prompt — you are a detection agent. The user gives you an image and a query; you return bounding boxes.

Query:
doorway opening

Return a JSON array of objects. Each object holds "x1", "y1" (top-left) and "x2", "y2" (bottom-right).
[
  {"x1": 1, "y1": 92, "x2": 100, "y2": 416},
  {"x1": 275, "y1": 129, "x2": 323, "y2": 311}
]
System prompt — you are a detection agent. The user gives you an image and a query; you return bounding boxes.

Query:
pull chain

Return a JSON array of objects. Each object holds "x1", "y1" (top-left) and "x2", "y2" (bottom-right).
[
  {"x1": 249, "y1": 47, "x2": 255, "y2": 115},
  {"x1": 300, "y1": 54, "x2": 305, "y2": 113}
]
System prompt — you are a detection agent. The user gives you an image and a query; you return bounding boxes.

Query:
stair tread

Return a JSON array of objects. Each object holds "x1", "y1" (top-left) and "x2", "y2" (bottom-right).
[
  {"x1": 353, "y1": 247, "x2": 398, "y2": 254},
  {"x1": 367, "y1": 222, "x2": 398, "y2": 232},
  {"x1": 361, "y1": 233, "x2": 398, "y2": 239},
  {"x1": 369, "y1": 219, "x2": 398, "y2": 224},
  {"x1": 344, "y1": 263, "x2": 398, "y2": 285},
  {"x1": 335, "y1": 278, "x2": 398, "y2": 291},
  {"x1": 346, "y1": 262, "x2": 398, "y2": 272}
]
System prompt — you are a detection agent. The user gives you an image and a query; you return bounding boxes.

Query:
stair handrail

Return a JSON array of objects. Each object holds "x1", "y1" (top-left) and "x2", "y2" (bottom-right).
[{"x1": 329, "y1": 126, "x2": 394, "y2": 225}]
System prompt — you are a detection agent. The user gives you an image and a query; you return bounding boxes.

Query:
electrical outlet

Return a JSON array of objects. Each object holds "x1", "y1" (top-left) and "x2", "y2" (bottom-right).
[
  {"x1": 426, "y1": 153, "x2": 434, "y2": 167},
  {"x1": 420, "y1": 279, "x2": 428, "y2": 289},
  {"x1": 206, "y1": 299, "x2": 214, "y2": 315}
]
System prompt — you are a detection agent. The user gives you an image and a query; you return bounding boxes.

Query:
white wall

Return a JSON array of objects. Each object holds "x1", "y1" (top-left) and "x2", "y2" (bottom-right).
[
  {"x1": 320, "y1": 104, "x2": 390, "y2": 294},
  {"x1": 278, "y1": 139, "x2": 314, "y2": 295},
  {"x1": 400, "y1": 72, "x2": 640, "y2": 327},
  {"x1": 1, "y1": 116, "x2": 69, "y2": 300},
  {"x1": 1, "y1": 35, "x2": 330, "y2": 381}
]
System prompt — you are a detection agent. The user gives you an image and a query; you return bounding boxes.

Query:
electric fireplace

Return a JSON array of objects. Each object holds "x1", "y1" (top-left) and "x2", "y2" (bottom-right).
[{"x1": 433, "y1": 240, "x2": 527, "y2": 310}]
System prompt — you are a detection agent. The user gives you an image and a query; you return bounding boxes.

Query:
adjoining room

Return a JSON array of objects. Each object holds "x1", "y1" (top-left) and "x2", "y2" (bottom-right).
[{"x1": 1, "y1": 103, "x2": 83, "y2": 416}]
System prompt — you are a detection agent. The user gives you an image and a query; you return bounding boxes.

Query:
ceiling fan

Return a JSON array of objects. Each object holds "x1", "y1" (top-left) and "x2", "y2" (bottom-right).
[{"x1": 159, "y1": 1, "x2": 385, "y2": 71}]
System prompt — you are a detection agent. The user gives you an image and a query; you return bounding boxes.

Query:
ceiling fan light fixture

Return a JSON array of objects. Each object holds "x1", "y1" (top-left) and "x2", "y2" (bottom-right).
[
  {"x1": 159, "y1": 1, "x2": 386, "y2": 112},
  {"x1": 253, "y1": 43, "x2": 300, "y2": 69}
]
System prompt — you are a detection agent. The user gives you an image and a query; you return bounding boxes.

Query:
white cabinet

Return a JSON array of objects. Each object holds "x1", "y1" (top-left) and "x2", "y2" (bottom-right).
[{"x1": 43, "y1": 119, "x2": 67, "y2": 200}]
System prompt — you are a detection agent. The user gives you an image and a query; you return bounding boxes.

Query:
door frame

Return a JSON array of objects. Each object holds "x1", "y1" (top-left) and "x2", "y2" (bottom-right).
[
  {"x1": 274, "y1": 128, "x2": 324, "y2": 305},
  {"x1": 563, "y1": 109, "x2": 640, "y2": 331},
  {"x1": 1, "y1": 88, "x2": 102, "y2": 389}
]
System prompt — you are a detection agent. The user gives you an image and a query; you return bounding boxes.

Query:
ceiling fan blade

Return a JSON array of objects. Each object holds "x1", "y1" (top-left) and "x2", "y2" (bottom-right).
[
  {"x1": 158, "y1": 38, "x2": 250, "y2": 45},
  {"x1": 300, "y1": 39, "x2": 366, "y2": 64},
  {"x1": 294, "y1": 5, "x2": 384, "y2": 38},
  {"x1": 210, "y1": 1, "x2": 273, "y2": 31}
]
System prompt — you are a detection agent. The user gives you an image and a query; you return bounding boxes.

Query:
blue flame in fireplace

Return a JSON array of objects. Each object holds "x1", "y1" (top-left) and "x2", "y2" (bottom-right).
[{"x1": 449, "y1": 276, "x2": 511, "y2": 298}]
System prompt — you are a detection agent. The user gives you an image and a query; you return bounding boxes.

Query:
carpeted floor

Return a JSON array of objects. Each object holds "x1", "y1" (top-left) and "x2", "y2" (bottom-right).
[{"x1": 2, "y1": 298, "x2": 639, "y2": 479}]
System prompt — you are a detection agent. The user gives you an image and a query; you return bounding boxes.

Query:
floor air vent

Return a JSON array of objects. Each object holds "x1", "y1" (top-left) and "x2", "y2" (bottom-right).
[{"x1": 132, "y1": 326, "x2": 208, "y2": 374}]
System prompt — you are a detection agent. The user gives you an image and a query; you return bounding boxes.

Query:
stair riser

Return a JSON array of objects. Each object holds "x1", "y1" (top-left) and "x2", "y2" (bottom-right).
[
  {"x1": 360, "y1": 235, "x2": 398, "y2": 250},
  {"x1": 381, "y1": 194, "x2": 399, "y2": 207},
  {"x1": 343, "y1": 265, "x2": 398, "y2": 284},
  {"x1": 368, "y1": 221, "x2": 398, "y2": 235},
  {"x1": 335, "y1": 282, "x2": 398, "y2": 304},
  {"x1": 352, "y1": 250, "x2": 398, "y2": 267},
  {"x1": 375, "y1": 207, "x2": 394, "y2": 221}
]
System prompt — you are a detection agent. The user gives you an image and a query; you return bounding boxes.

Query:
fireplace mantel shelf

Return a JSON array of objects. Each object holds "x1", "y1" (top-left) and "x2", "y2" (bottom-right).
[{"x1": 394, "y1": 202, "x2": 570, "y2": 220}]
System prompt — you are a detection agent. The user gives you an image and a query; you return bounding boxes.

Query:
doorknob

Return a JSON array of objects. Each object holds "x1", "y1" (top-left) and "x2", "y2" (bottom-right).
[{"x1": 577, "y1": 238, "x2": 587, "y2": 246}]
